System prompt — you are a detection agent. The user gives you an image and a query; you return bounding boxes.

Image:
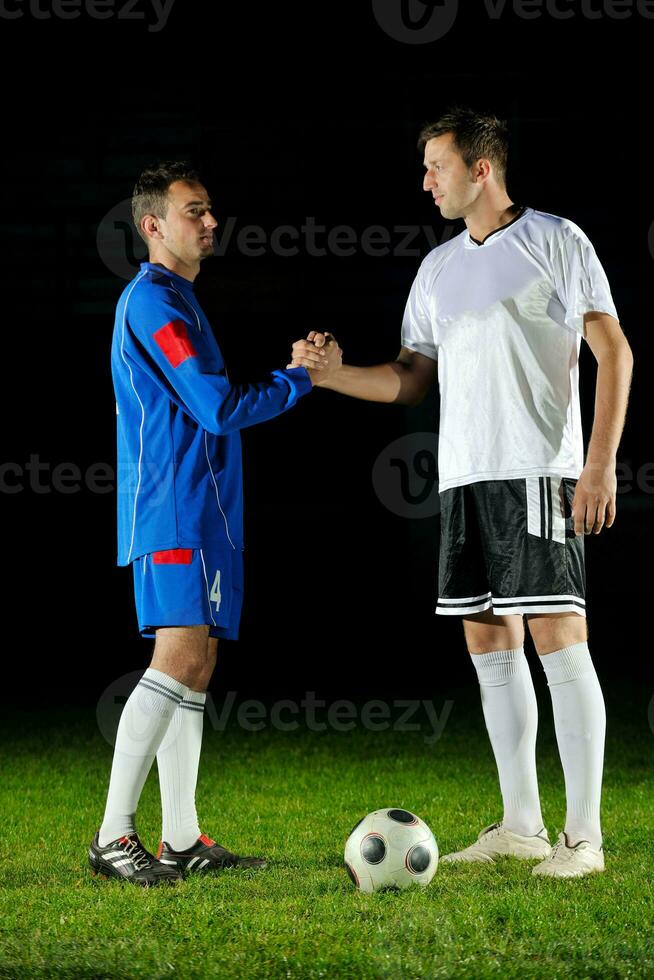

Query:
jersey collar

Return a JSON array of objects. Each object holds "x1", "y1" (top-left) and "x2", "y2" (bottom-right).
[
  {"x1": 139, "y1": 261, "x2": 195, "y2": 290},
  {"x1": 464, "y1": 205, "x2": 531, "y2": 249}
]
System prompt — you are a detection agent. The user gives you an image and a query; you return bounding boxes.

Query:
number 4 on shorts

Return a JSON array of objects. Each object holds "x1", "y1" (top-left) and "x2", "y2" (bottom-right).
[{"x1": 210, "y1": 569, "x2": 222, "y2": 612}]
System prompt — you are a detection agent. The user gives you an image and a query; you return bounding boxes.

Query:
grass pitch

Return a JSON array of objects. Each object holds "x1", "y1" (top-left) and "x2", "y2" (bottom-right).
[{"x1": 1, "y1": 678, "x2": 653, "y2": 979}]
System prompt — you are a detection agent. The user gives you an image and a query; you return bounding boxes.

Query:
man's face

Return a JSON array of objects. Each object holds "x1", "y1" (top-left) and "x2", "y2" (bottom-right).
[
  {"x1": 422, "y1": 133, "x2": 480, "y2": 220},
  {"x1": 155, "y1": 180, "x2": 218, "y2": 264}
]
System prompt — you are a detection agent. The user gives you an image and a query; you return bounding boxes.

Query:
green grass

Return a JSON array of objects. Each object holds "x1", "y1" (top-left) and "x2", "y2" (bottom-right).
[{"x1": 1, "y1": 679, "x2": 653, "y2": 979}]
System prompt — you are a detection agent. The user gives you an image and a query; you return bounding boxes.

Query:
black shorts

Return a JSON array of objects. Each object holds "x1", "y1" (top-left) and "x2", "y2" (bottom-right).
[{"x1": 436, "y1": 476, "x2": 586, "y2": 618}]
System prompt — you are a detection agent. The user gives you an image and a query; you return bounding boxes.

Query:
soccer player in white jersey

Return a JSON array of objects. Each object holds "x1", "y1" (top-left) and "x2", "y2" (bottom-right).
[{"x1": 290, "y1": 107, "x2": 634, "y2": 879}]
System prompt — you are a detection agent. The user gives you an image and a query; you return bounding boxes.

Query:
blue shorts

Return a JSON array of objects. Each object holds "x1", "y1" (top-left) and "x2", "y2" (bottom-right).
[{"x1": 132, "y1": 542, "x2": 244, "y2": 640}]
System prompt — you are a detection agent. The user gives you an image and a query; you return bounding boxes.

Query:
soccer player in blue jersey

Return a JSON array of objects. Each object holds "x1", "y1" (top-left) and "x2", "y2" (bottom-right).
[
  {"x1": 89, "y1": 162, "x2": 341, "y2": 886},
  {"x1": 289, "y1": 107, "x2": 634, "y2": 879}
]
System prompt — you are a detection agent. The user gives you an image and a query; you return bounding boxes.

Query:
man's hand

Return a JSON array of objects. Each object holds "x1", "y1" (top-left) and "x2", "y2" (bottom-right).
[
  {"x1": 286, "y1": 331, "x2": 343, "y2": 386},
  {"x1": 571, "y1": 461, "x2": 617, "y2": 536}
]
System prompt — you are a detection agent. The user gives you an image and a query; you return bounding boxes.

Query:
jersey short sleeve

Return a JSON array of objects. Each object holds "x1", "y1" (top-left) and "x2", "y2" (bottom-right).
[
  {"x1": 401, "y1": 261, "x2": 438, "y2": 361},
  {"x1": 549, "y1": 221, "x2": 619, "y2": 337}
]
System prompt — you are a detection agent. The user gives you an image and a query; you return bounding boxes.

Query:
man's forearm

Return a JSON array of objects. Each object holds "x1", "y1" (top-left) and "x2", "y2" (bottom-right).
[
  {"x1": 586, "y1": 350, "x2": 634, "y2": 465},
  {"x1": 315, "y1": 361, "x2": 417, "y2": 404}
]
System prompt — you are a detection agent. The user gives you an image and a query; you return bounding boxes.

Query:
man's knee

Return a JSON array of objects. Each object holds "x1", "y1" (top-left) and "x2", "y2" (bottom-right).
[
  {"x1": 526, "y1": 612, "x2": 588, "y2": 655},
  {"x1": 462, "y1": 610, "x2": 525, "y2": 655},
  {"x1": 150, "y1": 625, "x2": 212, "y2": 685}
]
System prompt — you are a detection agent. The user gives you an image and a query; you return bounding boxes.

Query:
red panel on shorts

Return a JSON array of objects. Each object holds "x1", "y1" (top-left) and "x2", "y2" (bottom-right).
[
  {"x1": 153, "y1": 319, "x2": 197, "y2": 368},
  {"x1": 152, "y1": 548, "x2": 194, "y2": 564}
]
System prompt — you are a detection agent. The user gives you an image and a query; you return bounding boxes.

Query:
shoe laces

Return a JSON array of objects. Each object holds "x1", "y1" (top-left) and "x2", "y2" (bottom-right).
[
  {"x1": 121, "y1": 834, "x2": 152, "y2": 871},
  {"x1": 549, "y1": 834, "x2": 578, "y2": 862},
  {"x1": 480, "y1": 822, "x2": 502, "y2": 839}
]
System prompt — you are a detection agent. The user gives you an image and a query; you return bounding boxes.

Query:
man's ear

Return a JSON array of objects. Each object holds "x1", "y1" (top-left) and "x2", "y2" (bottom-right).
[{"x1": 142, "y1": 215, "x2": 162, "y2": 240}]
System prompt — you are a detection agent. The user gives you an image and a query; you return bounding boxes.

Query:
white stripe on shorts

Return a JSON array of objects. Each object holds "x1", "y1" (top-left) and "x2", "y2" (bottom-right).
[
  {"x1": 435, "y1": 592, "x2": 492, "y2": 615},
  {"x1": 526, "y1": 476, "x2": 567, "y2": 544}
]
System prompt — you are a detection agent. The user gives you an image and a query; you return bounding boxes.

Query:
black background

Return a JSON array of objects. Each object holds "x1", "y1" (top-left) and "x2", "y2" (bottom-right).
[{"x1": 2, "y1": 0, "x2": 652, "y2": 704}]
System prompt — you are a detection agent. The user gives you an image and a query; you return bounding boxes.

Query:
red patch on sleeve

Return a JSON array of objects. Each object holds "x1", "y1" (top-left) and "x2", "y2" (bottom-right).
[
  {"x1": 152, "y1": 548, "x2": 194, "y2": 565},
  {"x1": 153, "y1": 319, "x2": 197, "y2": 368}
]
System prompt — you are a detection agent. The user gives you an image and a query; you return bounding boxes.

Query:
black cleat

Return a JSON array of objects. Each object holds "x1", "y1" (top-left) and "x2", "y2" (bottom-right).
[
  {"x1": 88, "y1": 830, "x2": 184, "y2": 887},
  {"x1": 156, "y1": 832, "x2": 268, "y2": 874}
]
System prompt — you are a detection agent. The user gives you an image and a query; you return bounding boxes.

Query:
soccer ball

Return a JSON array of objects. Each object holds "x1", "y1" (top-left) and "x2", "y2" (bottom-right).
[{"x1": 344, "y1": 808, "x2": 439, "y2": 893}]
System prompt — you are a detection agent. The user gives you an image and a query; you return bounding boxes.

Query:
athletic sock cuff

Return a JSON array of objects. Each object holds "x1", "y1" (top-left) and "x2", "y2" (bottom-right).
[
  {"x1": 141, "y1": 667, "x2": 189, "y2": 701},
  {"x1": 182, "y1": 690, "x2": 207, "y2": 708},
  {"x1": 539, "y1": 641, "x2": 594, "y2": 685},
  {"x1": 469, "y1": 646, "x2": 525, "y2": 685}
]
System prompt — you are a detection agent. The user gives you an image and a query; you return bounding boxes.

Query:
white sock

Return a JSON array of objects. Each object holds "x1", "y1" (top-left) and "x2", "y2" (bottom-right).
[
  {"x1": 98, "y1": 668, "x2": 188, "y2": 847},
  {"x1": 157, "y1": 689, "x2": 206, "y2": 851},
  {"x1": 470, "y1": 646, "x2": 545, "y2": 837},
  {"x1": 539, "y1": 641, "x2": 605, "y2": 851}
]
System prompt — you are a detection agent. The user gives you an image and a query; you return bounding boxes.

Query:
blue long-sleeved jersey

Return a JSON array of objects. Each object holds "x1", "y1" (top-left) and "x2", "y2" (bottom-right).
[{"x1": 111, "y1": 261, "x2": 313, "y2": 566}]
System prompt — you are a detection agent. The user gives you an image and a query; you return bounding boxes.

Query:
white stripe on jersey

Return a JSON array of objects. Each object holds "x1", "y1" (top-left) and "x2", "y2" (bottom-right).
[{"x1": 119, "y1": 269, "x2": 150, "y2": 564}]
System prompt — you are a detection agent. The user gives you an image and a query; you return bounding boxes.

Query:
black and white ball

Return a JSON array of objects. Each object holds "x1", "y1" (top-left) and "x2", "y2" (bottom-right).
[{"x1": 344, "y1": 808, "x2": 438, "y2": 893}]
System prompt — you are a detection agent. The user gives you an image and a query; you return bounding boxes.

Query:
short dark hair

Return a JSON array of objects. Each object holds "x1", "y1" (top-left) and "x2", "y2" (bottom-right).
[
  {"x1": 417, "y1": 106, "x2": 509, "y2": 186},
  {"x1": 132, "y1": 161, "x2": 202, "y2": 244}
]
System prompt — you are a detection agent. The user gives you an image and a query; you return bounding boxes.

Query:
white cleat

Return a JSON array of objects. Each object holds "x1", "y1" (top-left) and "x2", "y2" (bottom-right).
[
  {"x1": 531, "y1": 831, "x2": 605, "y2": 879},
  {"x1": 440, "y1": 821, "x2": 552, "y2": 864}
]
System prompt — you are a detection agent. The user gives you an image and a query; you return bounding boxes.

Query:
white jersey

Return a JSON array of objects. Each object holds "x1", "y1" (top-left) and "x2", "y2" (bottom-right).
[{"x1": 401, "y1": 206, "x2": 619, "y2": 492}]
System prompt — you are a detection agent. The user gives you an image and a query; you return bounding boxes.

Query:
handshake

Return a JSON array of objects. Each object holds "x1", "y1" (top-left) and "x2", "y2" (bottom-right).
[{"x1": 286, "y1": 331, "x2": 342, "y2": 387}]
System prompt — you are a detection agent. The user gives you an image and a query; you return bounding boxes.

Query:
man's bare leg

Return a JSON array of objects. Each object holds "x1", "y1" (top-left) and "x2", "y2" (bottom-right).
[
  {"x1": 462, "y1": 608, "x2": 525, "y2": 654},
  {"x1": 150, "y1": 625, "x2": 216, "y2": 689},
  {"x1": 526, "y1": 611, "x2": 588, "y2": 655}
]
